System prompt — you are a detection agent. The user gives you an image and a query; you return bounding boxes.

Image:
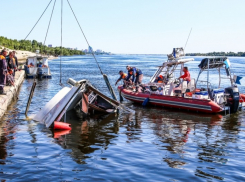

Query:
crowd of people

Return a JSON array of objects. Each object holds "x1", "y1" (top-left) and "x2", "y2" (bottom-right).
[{"x1": 0, "y1": 49, "x2": 19, "y2": 95}]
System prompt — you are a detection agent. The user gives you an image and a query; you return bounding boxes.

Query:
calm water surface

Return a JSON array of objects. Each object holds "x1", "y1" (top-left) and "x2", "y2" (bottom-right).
[{"x1": 0, "y1": 55, "x2": 245, "y2": 181}]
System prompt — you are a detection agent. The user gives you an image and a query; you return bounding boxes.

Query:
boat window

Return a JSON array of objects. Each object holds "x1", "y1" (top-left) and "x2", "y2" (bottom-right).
[{"x1": 28, "y1": 58, "x2": 35, "y2": 66}]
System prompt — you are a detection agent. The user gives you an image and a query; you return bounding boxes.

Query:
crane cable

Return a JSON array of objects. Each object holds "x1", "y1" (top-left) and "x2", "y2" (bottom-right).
[
  {"x1": 66, "y1": 0, "x2": 103, "y2": 75},
  {"x1": 43, "y1": 0, "x2": 57, "y2": 46},
  {"x1": 24, "y1": 0, "x2": 53, "y2": 40},
  {"x1": 60, "y1": 0, "x2": 63, "y2": 85},
  {"x1": 67, "y1": 0, "x2": 117, "y2": 100}
]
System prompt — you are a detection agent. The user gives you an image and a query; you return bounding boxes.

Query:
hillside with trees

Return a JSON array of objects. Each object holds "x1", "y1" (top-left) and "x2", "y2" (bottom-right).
[
  {"x1": 0, "y1": 36, "x2": 85, "y2": 56},
  {"x1": 186, "y1": 52, "x2": 245, "y2": 57}
]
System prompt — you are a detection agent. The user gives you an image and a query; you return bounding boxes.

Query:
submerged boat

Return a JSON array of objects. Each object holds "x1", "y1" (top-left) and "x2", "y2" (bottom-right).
[
  {"x1": 33, "y1": 78, "x2": 131, "y2": 128},
  {"x1": 24, "y1": 55, "x2": 52, "y2": 79},
  {"x1": 118, "y1": 48, "x2": 245, "y2": 114}
]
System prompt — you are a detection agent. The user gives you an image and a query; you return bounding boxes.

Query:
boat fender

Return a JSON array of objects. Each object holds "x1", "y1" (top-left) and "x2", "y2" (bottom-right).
[
  {"x1": 54, "y1": 121, "x2": 71, "y2": 130},
  {"x1": 142, "y1": 97, "x2": 149, "y2": 106}
]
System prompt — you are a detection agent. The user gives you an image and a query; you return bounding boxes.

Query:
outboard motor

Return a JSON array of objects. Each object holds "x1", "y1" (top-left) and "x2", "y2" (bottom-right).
[
  {"x1": 225, "y1": 87, "x2": 240, "y2": 113},
  {"x1": 37, "y1": 67, "x2": 43, "y2": 79}
]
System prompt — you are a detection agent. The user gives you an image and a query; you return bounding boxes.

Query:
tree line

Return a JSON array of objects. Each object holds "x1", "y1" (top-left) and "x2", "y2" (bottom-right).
[
  {"x1": 0, "y1": 36, "x2": 85, "y2": 56},
  {"x1": 186, "y1": 52, "x2": 245, "y2": 57}
]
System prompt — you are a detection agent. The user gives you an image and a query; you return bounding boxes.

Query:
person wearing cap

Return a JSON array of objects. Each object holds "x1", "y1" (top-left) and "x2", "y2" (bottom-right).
[
  {"x1": 0, "y1": 49, "x2": 8, "y2": 95},
  {"x1": 115, "y1": 70, "x2": 127, "y2": 86},
  {"x1": 126, "y1": 65, "x2": 143, "y2": 92}
]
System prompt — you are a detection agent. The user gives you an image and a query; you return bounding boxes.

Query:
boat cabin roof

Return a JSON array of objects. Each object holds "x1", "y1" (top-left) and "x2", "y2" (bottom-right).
[
  {"x1": 27, "y1": 56, "x2": 48, "y2": 59},
  {"x1": 27, "y1": 56, "x2": 49, "y2": 67},
  {"x1": 198, "y1": 57, "x2": 228, "y2": 70},
  {"x1": 157, "y1": 58, "x2": 194, "y2": 67}
]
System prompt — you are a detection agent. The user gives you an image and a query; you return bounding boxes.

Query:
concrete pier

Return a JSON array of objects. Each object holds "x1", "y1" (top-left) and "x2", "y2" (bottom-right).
[{"x1": 0, "y1": 70, "x2": 25, "y2": 119}]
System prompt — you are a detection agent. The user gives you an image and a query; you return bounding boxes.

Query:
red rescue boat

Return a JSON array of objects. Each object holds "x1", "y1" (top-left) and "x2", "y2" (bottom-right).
[
  {"x1": 119, "y1": 86, "x2": 223, "y2": 113},
  {"x1": 119, "y1": 48, "x2": 245, "y2": 114}
]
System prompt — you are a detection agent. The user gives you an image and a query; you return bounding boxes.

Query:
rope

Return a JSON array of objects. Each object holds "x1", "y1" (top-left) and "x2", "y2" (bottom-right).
[
  {"x1": 24, "y1": 0, "x2": 53, "y2": 40},
  {"x1": 43, "y1": 0, "x2": 57, "y2": 46},
  {"x1": 60, "y1": 0, "x2": 63, "y2": 84},
  {"x1": 66, "y1": 0, "x2": 103, "y2": 75}
]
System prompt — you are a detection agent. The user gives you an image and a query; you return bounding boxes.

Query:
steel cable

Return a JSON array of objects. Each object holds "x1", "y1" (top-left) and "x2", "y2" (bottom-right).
[
  {"x1": 43, "y1": 0, "x2": 57, "y2": 46},
  {"x1": 24, "y1": 0, "x2": 53, "y2": 40},
  {"x1": 60, "y1": 0, "x2": 63, "y2": 85},
  {"x1": 66, "y1": 0, "x2": 103, "y2": 75}
]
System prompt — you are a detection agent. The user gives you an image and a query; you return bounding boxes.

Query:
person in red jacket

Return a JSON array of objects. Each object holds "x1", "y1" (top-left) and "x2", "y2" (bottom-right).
[{"x1": 179, "y1": 67, "x2": 191, "y2": 83}]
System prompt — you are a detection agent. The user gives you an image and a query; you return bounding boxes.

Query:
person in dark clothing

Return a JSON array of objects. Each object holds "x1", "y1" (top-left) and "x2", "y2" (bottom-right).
[
  {"x1": 126, "y1": 65, "x2": 143, "y2": 92},
  {"x1": 12, "y1": 51, "x2": 18, "y2": 76},
  {"x1": 6, "y1": 52, "x2": 16, "y2": 77},
  {"x1": 0, "y1": 49, "x2": 8, "y2": 95}
]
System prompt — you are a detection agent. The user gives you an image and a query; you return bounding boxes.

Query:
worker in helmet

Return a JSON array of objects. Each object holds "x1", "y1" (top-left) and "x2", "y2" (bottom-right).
[{"x1": 154, "y1": 75, "x2": 164, "y2": 83}]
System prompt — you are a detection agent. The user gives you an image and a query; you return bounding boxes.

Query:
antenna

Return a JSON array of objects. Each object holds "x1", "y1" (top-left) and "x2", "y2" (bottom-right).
[{"x1": 184, "y1": 28, "x2": 192, "y2": 51}]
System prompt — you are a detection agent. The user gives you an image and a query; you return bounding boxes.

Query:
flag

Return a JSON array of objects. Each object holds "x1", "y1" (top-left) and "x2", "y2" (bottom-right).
[
  {"x1": 224, "y1": 58, "x2": 230, "y2": 69},
  {"x1": 233, "y1": 75, "x2": 243, "y2": 85}
]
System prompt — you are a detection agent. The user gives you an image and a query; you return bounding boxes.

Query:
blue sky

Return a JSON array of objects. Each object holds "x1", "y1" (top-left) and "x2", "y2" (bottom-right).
[{"x1": 1, "y1": 0, "x2": 245, "y2": 54}]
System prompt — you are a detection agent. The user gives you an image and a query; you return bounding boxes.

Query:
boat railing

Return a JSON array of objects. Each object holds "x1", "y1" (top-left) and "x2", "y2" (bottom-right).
[{"x1": 196, "y1": 80, "x2": 212, "y2": 89}]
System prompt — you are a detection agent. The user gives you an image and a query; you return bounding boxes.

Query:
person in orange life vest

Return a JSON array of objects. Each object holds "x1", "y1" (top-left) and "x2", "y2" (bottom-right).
[
  {"x1": 0, "y1": 49, "x2": 8, "y2": 95},
  {"x1": 179, "y1": 67, "x2": 191, "y2": 83},
  {"x1": 115, "y1": 70, "x2": 127, "y2": 86},
  {"x1": 126, "y1": 65, "x2": 143, "y2": 92},
  {"x1": 154, "y1": 75, "x2": 164, "y2": 83}
]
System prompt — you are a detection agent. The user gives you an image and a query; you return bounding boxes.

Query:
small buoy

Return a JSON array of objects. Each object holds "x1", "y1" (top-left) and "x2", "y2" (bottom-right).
[{"x1": 54, "y1": 121, "x2": 71, "y2": 130}]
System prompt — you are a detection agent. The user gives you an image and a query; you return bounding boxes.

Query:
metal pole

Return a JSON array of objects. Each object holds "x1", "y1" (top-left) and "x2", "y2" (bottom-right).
[
  {"x1": 25, "y1": 81, "x2": 37, "y2": 116},
  {"x1": 218, "y1": 67, "x2": 221, "y2": 88},
  {"x1": 207, "y1": 58, "x2": 210, "y2": 89},
  {"x1": 195, "y1": 70, "x2": 202, "y2": 89}
]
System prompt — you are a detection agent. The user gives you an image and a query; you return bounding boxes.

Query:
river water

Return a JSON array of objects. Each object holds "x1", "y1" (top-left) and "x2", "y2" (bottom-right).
[{"x1": 0, "y1": 55, "x2": 245, "y2": 181}]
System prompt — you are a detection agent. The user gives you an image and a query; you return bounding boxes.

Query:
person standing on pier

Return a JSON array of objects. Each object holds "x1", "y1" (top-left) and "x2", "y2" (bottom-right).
[
  {"x1": 7, "y1": 52, "x2": 17, "y2": 77},
  {"x1": 12, "y1": 51, "x2": 18, "y2": 76},
  {"x1": 0, "y1": 49, "x2": 8, "y2": 95}
]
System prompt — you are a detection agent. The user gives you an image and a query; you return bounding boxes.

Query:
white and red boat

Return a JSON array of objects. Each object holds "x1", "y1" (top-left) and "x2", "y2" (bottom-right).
[{"x1": 118, "y1": 48, "x2": 245, "y2": 114}]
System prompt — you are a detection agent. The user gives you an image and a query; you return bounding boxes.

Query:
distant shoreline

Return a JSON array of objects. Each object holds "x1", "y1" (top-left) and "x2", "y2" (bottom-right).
[{"x1": 186, "y1": 52, "x2": 245, "y2": 57}]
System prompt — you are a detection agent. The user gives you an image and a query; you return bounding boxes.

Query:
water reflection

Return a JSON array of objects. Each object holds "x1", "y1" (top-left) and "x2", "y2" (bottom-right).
[
  {"x1": 0, "y1": 106, "x2": 19, "y2": 162},
  {"x1": 53, "y1": 112, "x2": 119, "y2": 164},
  {"x1": 121, "y1": 111, "x2": 143, "y2": 143}
]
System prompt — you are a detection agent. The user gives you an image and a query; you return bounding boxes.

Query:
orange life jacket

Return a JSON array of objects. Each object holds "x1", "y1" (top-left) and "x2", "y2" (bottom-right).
[
  {"x1": 122, "y1": 73, "x2": 127, "y2": 79},
  {"x1": 0, "y1": 55, "x2": 5, "y2": 60}
]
